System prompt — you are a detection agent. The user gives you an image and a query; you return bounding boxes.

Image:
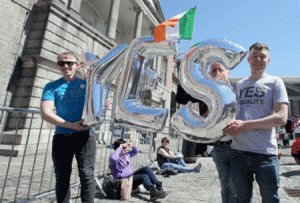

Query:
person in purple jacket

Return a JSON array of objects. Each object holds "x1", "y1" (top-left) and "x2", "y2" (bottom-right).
[{"x1": 109, "y1": 139, "x2": 168, "y2": 201}]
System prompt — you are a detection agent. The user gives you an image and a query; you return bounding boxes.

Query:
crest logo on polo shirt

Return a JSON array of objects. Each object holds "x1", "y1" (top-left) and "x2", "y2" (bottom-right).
[{"x1": 80, "y1": 84, "x2": 85, "y2": 89}]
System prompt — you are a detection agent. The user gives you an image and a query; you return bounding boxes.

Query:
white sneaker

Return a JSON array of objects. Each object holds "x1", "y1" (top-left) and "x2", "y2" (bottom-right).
[{"x1": 132, "y1": 187, "x2": 140, "y2": 193}]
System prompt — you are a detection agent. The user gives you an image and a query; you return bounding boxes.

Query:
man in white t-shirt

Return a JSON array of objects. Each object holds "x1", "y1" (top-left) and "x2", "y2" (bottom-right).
[
  {"x1": 223, "y1": 43, "x2": 289, "y2": 202},
  {"x1": 208, "y1": 62, "x2": 237, "y2": 203}
]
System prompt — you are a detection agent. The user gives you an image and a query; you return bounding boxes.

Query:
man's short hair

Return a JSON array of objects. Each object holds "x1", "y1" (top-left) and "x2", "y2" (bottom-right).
[
  {"x1": 113, "y1": 138, "x2": 126, "y2": 150},
  {"x1": 57, "y1": 51, "x2": 79, "y2": 62},
  {"x1": 249, "y1": 43, "x2": 269, "y2": 52}
]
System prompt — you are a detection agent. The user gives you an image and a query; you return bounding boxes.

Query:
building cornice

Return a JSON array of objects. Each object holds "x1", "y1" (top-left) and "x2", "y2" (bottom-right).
[{"x1": 130, "y1": 0, "x2": 162, "y2": 25}]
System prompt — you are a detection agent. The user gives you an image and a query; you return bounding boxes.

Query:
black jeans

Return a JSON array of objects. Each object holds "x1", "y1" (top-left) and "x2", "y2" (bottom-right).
[
  {"x1": 133, "y1": 166, "x2": 160, "y2": 190},
  {"x1": 52, "y1": 131, "x2": 96, "y2": 203}
]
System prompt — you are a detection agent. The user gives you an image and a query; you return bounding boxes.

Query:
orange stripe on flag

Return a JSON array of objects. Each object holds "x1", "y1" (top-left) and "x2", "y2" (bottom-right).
[
  {"x1": 154, "y1": 18, "x2": 179, "y2": 43},
  {"x1": 162, "y1": 18, "x2": 180, "y2": 27},
  {"x1": 154, "y1": 24, "x2": 166, "y2": 43}
]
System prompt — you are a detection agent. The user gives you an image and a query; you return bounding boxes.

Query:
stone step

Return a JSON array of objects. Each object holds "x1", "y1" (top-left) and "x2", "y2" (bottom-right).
[
  {"x1": 0, "y1": 144, "x2": 21, "y2": 157},
  {"x1": 0, "y1": 133, "x2": 23, "y2": 145},
  {"x1": 0, "y1": 129, "x2": 54, "y2": 145},
  {"x1": 0, "y1": 142, "x2": 52, "y2": 157}
]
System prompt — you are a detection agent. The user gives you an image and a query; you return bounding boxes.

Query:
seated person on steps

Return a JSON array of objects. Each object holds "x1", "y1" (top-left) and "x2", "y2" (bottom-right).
[{"x1": 157, "y1": 137, "x2": 202, "y2": 173}]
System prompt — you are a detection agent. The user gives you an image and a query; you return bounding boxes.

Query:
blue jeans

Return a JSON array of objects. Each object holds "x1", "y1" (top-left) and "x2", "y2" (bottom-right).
[
  {"x1": 133, "y1": 166, "x2": 160, "y2": 190},
  {"x1": 52, "y1": 131, "x2": 96, "y2": 203},
  {"x1": 162, "y1": 153, "x2": 195, "y2": 172},
  {"x1": 213, "y1": 145, "x2": 237, "y2": 203},
  {"x1": 230, "y1": 150, "x2": 280, "y2": 203},
  {"x1": 170, "y1": 152, "x2": 187, "y2": 166}
]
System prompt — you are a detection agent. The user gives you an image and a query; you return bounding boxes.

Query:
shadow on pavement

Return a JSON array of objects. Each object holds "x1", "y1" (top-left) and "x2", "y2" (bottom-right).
[{"x1": 281, "y1": 170, "x2": 300, "y2": 178}]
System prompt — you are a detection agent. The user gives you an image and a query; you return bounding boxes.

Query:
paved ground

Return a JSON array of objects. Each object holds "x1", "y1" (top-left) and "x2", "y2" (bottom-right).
[
  {"x1": 70, "y1": 146, "x2": 300, "y2": 203},
  {"x1": 2, "y1": 141, "x2": 300, "y2": 203}
]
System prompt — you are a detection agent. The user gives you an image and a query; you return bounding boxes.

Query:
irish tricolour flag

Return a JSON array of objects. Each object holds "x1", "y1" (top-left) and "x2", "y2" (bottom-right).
[{"x1": 154, "y1": 8, "x2": 196, "y2": 43}]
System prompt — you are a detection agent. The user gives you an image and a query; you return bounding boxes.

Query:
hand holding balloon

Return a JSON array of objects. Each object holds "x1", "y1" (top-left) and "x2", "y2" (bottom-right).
[
  {"x1": 70, "y1": 120, "x2": 89, "y2": 131},
  {"x1": 223, "y1": 119, "x2": 248, "y2": 136}
]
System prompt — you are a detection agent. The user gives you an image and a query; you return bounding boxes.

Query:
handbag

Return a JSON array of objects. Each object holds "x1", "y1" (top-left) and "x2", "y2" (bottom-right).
[{"x1": 102, "y1": 175, "x2": 121, "y2": 199}]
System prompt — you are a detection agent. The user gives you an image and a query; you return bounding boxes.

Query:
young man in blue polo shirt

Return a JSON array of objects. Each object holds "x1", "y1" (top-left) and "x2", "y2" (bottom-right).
[{"x1": 40, "y1": 52, "x2": 96, "y2": 203}]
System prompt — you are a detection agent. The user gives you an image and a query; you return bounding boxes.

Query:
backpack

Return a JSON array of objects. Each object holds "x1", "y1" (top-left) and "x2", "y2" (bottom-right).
[
  {"x1": 156, "y1": 165, "x2": 178, "y2": 177},
  {"x1": 102, "y1": 175, "x2": 121, "y2": 199}
]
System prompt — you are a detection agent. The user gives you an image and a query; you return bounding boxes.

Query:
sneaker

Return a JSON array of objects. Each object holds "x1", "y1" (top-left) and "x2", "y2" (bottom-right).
[{"x1": 194, "y1": 163, "x2": 202, "y2": 173}]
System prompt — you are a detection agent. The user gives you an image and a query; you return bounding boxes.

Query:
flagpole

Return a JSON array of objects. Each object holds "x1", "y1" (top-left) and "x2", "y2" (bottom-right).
[
  {"x1": 177, "y1": 39, "x2": 180, "y2": 57},
  {"x1": 190, "y1": 5, "x2": 197, "y2": 48}
]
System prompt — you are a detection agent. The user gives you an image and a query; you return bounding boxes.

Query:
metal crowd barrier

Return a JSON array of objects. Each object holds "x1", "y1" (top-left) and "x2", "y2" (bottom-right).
[{"x1": 0, "y1": 107, "x2": 182, "y2": 202}]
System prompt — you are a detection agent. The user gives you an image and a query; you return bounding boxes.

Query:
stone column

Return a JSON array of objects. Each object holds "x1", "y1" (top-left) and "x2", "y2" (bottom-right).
[
  {"x1": 150, "y1": 26, "x2": 156, "y2": 35},
  {"x1": 106, "y1": 0, "x2": 120, "y2": 39},
  {"x1": 133, "y1": 7, "x2": 143, "y2": 38}
]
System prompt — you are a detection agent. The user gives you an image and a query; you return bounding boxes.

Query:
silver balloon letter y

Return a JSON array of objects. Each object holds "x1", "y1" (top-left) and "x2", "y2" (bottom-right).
[{"x1": 81, "y1": 45, "x2": 128, "y2": 127}]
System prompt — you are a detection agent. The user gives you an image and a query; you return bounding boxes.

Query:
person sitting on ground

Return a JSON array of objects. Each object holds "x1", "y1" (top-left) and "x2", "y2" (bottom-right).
[
  {"x1": 291, "y1": 137, "x2": 300, "y2": 165},
  {"x1": 109, "y1": 139, "x2": 168, "y2": 201},
  {"x1": 157, "y1": 137, "x2": 202, "y2": 173}
]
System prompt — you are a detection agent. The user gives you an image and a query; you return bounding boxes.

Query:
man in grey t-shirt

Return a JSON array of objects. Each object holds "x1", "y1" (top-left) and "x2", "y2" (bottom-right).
[{"x1": 223, "y1": 43, "x2": 289, "y2": 203}]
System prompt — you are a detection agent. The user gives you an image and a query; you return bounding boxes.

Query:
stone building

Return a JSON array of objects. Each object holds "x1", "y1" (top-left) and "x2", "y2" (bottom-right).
[{"x1": 0, "y1": 0, "x2": 175, "y2": 155}]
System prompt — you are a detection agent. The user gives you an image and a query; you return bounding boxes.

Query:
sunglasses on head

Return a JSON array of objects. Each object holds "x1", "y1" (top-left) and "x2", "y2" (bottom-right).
[{"x1": 57, "y1": 61, "x2": 77, "y2": 67}]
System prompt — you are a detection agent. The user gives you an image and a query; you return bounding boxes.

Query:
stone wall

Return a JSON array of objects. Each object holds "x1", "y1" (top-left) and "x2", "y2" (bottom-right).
[
  {"x1": 3, "y1": 1, "x2": 117, "y2": 132},
  {"x1": 0, "y1": 0, "x2": 35, "y2": 107}
]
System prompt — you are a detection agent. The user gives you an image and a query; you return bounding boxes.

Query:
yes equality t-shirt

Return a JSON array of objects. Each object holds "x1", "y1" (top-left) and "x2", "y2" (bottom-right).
[{"x1": 231, "y1": 74, "x2": 289, "y2": 155}]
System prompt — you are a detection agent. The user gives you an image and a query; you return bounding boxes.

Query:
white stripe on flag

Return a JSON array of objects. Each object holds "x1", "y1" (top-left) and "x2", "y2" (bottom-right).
[
  {"x1": 165, "y1": 23, "x2": 179, "y2": 41},
  {"x1": 171, "y1": 11, "x2": 187, "y2": 20}
]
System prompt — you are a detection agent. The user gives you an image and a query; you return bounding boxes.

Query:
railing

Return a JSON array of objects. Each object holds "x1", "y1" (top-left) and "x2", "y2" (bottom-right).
[{"x1": 0, "y1": 107, "x2": 182, "y2": 202}]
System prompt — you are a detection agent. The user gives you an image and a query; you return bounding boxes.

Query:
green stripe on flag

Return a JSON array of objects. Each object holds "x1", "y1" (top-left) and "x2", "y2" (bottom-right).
[
  {"x1": 191, "y1": 41, "x2": 204, "y2": 48},
  {"x1": 179, "y1": 8, "x2": 196, "y2": 40}
]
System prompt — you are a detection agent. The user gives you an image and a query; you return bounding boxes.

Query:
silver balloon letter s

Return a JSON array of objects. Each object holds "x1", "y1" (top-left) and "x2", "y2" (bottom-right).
[
  {"x1": 171, "y1": 39, "x2": 247, "y2": 143},
  {"x1": 115, "y1": 37, "x2": 178, "y2": 131}
]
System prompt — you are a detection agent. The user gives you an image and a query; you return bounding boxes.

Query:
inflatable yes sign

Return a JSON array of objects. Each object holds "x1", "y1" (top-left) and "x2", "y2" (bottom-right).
[{"x1": 81, "y1": 37, "x2": 247, "y2": 143}]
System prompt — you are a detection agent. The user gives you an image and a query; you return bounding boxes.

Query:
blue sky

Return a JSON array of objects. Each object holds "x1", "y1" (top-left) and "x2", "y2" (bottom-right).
[{"x1": 160, "y1": 0, "x2": 300, "y2": 78}]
